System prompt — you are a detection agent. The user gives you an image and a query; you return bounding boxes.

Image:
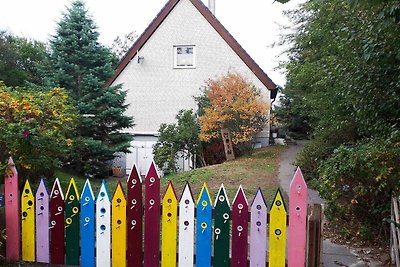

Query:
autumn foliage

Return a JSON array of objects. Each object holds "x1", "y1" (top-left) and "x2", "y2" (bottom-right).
[
  {"x1": 0, "y1": 83, "x2": 77, "y2": 179},
  {"x1": 199, "y1": 73, "x2": 269, "y2": 144}
]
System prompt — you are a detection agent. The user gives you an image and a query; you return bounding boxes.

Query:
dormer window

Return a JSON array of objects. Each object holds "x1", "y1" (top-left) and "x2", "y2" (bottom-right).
[{"x1": 174, "y1": 45, "x2": 195, "y2": 68}]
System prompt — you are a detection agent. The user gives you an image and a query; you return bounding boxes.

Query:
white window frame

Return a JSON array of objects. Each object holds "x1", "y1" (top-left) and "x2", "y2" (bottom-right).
[{"x1": 173, "y1": 45, "x2": 196, "y2": 69}]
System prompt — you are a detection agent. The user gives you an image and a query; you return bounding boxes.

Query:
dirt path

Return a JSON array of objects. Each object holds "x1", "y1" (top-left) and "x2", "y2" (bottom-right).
[{"x1": 277, "y1": 141, "x2": 383, "y2": 267}]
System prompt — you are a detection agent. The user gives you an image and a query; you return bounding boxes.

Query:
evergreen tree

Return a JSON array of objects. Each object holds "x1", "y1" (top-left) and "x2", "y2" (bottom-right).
[{"x1": 47, "y1": 0, "x2": 134, "y2": 177}]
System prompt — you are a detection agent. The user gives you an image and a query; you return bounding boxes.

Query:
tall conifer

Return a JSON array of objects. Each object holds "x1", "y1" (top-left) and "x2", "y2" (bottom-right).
[{"x1": 48, "y1": 0, "x2": 133, "y2": 177}]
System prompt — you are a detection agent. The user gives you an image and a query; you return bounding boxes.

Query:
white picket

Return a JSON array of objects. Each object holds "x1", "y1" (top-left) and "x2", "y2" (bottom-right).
[
  {"x1": 178, "y1": 183, "x2": 195, "y2": 266},
  {"x1": 96, "y1": 180, "x2": 111, "y2": 267}
]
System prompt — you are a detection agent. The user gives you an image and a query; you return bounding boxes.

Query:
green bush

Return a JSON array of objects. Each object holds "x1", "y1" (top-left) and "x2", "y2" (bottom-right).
[
  {"x1": 295, "y1": 127, "x2": 357, "y2": 181},
  {"x1": 317, "y1": 133, "x2": 400, "y2": 234}
]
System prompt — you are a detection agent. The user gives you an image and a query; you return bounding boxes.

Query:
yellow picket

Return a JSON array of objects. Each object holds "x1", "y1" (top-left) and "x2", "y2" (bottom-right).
[
  {"x1": 21, "y1": 179, "x2": 35, "y2": 262},
  {"x1": 112, "y1": 182, "x2": 127, "y2": 267},
  {"x1": 268, "y1": 189, "x2": 287, "y2": 266},
  {"x1": 161, "y1": 181, "x2": 178, "y2": 267}
]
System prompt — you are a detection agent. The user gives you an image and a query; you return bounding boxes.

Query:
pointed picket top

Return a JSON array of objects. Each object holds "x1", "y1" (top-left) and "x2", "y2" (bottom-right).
[
  {"x1": 21, "y1": 179, "x2": 35, "y2": 262},
  {"x1": 22, "y1": 179, "x2": 34, "y2": 198},
  {"x1": 81, "y1": 179, "x2": 95, "y2": 201},
  {"x1": 178, "y1": 182, "x2": 195, "y2": 267},
  {"x1": 214, "y1": 183, "x2": 230, "y2": 207},
  {"x1": 269, "y1": 188, "x2": 287, "y2": 266},
  {"x1": 250, "y1": 188, "x2": 268, "y2": 267},
  {"x1": 146, "y1": 161, "x2": 160, "y2": 185},
  {"x1": 7, "y1": 156, "x2": 18, "y2": 176},
  {"x1": 179, "y1": 182, "x2": 194, "y2": 204},
  {"x1": 232, "y1": 185, "x2": 248, "y2": 207},
  {"x1": 163, "y1": 180, "x2": 178, "y2": 200},
  {"x1": 288, "y1": 167, "x2": 308, "y2": 267},
  {"x1": 270, "y1": 188, "x2": 287, "y2": 213},
  {"x1": 97, "y1": 180, "x2": 110, "y2": 202},
  {"x1": 112, "y1": 180, "x2": 126, "y2": 201},
  {"x1": 50, "y1": 178, "x2": 64, "y2": 200},
  {"x1": 250, "y1": 187, "x2": 267, "y2": 208},
  {"x1": 231, "y1": 185, "x2": 249, "y2": 267},
  {"x1": 290, "y1": 167, "x2": 308, "y2": 196},
  {"x1": 37, "y1": 178, "x2": 49, "y2": 196},
  {"x1": 66, "y1": 178, "x2": 80, "y2": 201},
  {"x1": 197, "y1": 182, "x2": 212, "y2": 206},
  {"x1": 213, "y1": 184, "x2": 231, "y2": 267},
  {"x1": 127, "y1": 163, "x2": 142, "y2": 185},
  {"x1": 36, "y1": 178, "x2": 50, "y2": 264}
]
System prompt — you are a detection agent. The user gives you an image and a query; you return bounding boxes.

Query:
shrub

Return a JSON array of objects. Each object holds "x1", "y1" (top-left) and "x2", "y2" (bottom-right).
[{"x1": 317, "y1": 133, "x2": 400, "y2": 234}]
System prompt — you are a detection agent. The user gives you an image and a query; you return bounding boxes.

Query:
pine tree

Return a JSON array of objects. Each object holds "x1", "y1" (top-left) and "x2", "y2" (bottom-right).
[{"x1": 47, "y1": 0, "x2": 133, "y2": 177}]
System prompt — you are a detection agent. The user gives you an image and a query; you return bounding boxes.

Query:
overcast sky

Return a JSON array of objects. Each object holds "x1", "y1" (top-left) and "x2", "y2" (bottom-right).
[{"x1": 0, "y1": 0, "x2": 304, "y2": 86}]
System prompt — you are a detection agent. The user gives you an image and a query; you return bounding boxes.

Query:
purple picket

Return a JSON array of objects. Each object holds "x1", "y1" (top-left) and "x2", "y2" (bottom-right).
[
  {"x1": 4, "y1": 157, "x2": 20, "y2": 261},
  {"x1": 288, "y1": 167, "x2": 308, "y2": 267},
  {"x1": 231, "y1": 185, "x2": 249, "y2": 267},
  {"x1": 35, "y1": 178, "x2": 50, "y2": 263},
  {"x1": 249, "y1": 188, "x2": 268, "y2": 267},
  {"x1": 144, "y1": 162, "x2": 160, "y2": 267}
]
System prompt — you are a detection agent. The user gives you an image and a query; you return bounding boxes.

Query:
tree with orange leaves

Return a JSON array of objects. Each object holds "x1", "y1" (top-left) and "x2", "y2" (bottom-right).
[{"x1": 198, "y1": 72, "x2": 269, "y2": 145}]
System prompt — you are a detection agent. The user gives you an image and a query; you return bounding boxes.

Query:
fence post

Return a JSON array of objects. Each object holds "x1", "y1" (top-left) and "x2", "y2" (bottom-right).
[
  {"x1": 391, "y1": 196, "x2": 400, "y2": 266},
  {"x1": 307, "y1": 204, "x2": 323, "y2": 267}
]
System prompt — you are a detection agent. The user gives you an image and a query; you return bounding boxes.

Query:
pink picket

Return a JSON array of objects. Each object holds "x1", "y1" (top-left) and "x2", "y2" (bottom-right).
[
  {"x1": 4, "y1": 157, "x2": 20, "y2": 261},
  {"x1": 288, "y1": 167, "x2": 308, "y2": 267}
]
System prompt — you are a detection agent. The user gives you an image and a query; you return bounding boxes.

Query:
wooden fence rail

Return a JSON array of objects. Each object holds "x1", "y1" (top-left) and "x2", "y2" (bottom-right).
[{"x1": 3, "y1": 157, "x2": 321, "y2": 267}]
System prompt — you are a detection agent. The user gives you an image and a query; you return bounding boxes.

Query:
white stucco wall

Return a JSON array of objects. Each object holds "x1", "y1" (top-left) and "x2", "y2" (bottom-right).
[
  {"x1": 112, "y1": 0, "x2": 272, "y2": 173},
  {"x1": 112, "y1": 0, "x2": 271, "y2": 139}
]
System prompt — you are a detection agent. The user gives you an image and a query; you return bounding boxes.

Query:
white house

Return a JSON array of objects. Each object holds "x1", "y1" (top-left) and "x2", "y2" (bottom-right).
[{"x1": 107, "y1": 0, "x2": 277, "y2": 175}]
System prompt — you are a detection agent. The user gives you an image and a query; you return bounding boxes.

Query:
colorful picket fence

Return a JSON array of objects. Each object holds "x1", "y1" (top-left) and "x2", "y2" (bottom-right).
[{"x1": 4, "y1": 157, "x2": 312, "y2": 266}]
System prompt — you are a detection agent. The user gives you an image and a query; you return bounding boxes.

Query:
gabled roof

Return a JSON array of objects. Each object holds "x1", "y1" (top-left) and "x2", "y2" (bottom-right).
[{"x1": 107, "y1": 0, "x2": 277, "y2": 91}]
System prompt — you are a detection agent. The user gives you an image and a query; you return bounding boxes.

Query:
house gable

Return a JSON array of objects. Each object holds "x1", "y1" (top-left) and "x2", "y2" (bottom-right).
[{"x1": 107, "y1": 0, "x2": 276, "y2": 92}]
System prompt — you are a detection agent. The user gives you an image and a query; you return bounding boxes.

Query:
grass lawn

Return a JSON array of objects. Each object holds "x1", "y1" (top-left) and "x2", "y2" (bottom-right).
[
  {"x1": 31, "y1": 145, "x2": 286, "y2": 205},
  {"x1": 161, "y1": 145, "x2": 286, "y2": 206}
]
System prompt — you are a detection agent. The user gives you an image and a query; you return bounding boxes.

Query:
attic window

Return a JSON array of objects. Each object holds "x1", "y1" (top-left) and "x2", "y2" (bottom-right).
[{"x1": 174, "y1": 45, "x2": 195, "y2": 68}]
